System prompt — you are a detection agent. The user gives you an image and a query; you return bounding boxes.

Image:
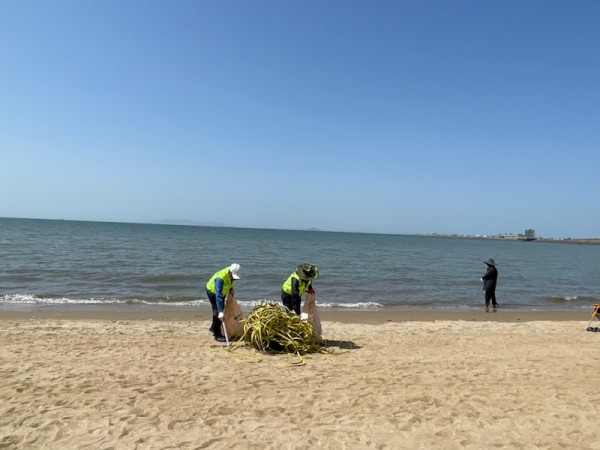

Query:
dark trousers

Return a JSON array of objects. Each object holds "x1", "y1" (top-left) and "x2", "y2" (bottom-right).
[
  {"x1": 206, "y1": 290, "x2": 223, "y2": 338},
  {"x1": 485, "y1": 289, "x2": 497, "y2": 307},
  {"x1": 281, "y1": 291, "x2": 301, "y2": 315}
]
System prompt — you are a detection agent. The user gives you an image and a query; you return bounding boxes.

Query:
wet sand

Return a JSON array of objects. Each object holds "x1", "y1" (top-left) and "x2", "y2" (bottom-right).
[{"x1": 0, "y1": 307, "x2": 588, "y2": 323}]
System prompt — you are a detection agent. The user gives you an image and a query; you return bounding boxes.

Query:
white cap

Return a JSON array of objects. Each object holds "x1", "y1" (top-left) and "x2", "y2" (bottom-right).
[{"x1": 229, "y1": 263, "x2": 241, "y2": 279}]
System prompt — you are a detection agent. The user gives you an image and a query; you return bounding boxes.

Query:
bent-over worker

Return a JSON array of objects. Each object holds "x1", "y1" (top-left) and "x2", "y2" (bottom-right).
[
  {"x1": 206, "y1": 263, "x2": 241, "y2": 342},
  {"x1": 281, "y1": 263, "x2": 319, "y2": 315}
]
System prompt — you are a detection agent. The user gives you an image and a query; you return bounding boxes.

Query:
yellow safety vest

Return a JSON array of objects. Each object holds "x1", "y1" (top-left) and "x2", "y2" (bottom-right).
[
  {"x1": 206, "y1": 267, "x2": 235, "y2": 295},
  {"x1": 282, "y1": 272, "x2": 309, "y2": 296}
]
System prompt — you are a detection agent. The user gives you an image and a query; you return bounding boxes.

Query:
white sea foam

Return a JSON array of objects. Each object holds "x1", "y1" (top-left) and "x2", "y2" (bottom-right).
[
  {"x1": 0, "y1": 294, "x2": 209, "y2": 307},
  {"x1": 0, "y1": 294, "x2": 382, "y2": 310},
  {"x1": 220, "y1": 299, "x2": 384, "y2": 309}
]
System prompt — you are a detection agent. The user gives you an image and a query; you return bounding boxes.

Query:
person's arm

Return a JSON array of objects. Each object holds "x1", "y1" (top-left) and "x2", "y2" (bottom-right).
[
  {"x1": 291, "y1": 277, "x2": 301, "y2": 302},
  {"x1": 307, "y1": 281, "x2": 314, "y2": 294},
  {"x1": 214, "y1": 277, "x2": 225, "y2": 314}
]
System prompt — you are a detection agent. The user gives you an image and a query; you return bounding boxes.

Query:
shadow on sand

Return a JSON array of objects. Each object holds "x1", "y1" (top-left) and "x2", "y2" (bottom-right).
[{"x1": 323, "y1": 339, "x2": 362, "y2": 350}]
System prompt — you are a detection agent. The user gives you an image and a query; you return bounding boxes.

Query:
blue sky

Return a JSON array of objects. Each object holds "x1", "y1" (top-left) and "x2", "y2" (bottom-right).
[{"x1": 1, "y1": 1, "x2": 598, "y2": 238}]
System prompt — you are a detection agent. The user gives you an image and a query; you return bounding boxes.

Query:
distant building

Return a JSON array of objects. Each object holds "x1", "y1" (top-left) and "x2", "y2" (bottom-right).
[{"x1": 498, "y1": 229, "x2": 536, "y2": 241}]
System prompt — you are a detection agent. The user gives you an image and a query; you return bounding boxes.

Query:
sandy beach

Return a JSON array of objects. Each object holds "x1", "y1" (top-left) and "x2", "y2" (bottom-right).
[{"x1": 1, "y1": 309, "x2": 599, "y2": 449}]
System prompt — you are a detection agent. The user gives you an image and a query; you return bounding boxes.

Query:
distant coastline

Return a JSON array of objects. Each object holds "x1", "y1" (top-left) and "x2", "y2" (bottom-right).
[
  {"x1": 536, "y1": 238, "x2": 600, "y2": 245},
  {"x1": 419, "y1": 233, "x2": 600, "y2": 245},
  {"x1": 2, "y1": 217, "x2": 598, "y2": 243}
]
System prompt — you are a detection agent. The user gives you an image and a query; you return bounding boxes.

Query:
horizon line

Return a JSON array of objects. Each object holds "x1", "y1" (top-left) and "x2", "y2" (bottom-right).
[{"x1": 1, "y1": 216, "x2": 597, "y2": 240}]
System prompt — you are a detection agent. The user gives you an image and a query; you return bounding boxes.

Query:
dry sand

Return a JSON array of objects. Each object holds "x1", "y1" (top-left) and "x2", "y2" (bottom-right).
[{"x1": 1, "y1": 309, "x2": 599, "y2": 449}]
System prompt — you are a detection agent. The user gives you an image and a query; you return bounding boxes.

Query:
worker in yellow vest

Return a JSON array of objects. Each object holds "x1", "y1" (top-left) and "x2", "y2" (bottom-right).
[
  {"x1": 281, "y1": 263, "x2": 319, "y2": 315},
  {"x1": 206, "y1": 263, "x2": 241, "y2": 342}
]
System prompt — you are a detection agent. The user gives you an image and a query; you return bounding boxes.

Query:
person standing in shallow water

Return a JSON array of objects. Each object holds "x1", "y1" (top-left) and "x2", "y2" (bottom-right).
[{"x1": 481, "y1": 258, "x2": 498, "y2": 308}]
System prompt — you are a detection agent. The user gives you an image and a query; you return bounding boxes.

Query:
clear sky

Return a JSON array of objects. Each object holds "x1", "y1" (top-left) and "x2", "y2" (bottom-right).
[{"x1": 1, "y1": 1, "x2": 599, "y2": 238}]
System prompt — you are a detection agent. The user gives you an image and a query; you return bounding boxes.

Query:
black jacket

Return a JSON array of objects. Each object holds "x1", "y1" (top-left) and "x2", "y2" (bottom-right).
[{"x1": 482, "y1": 265, "x2": 498, "y2": 291}]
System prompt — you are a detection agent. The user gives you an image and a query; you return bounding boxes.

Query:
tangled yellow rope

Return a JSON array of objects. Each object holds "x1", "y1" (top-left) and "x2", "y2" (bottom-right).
[{"x1": 240, "y1": 301, "x2": 321, "y2": 355}]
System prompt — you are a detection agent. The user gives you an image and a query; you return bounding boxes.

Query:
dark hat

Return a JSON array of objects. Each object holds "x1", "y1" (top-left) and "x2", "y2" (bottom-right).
[
  {"x1": 295, "y1": 263, "x2": 319, "y2": 281},
  {"x1": 484, "y1": 258, "x2": 496, "y2": 267}
]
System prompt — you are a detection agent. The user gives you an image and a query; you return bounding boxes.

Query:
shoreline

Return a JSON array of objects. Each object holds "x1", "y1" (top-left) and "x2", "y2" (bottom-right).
[{"x1": 0, "y1": 305, "x2": 590, "y2": 323}]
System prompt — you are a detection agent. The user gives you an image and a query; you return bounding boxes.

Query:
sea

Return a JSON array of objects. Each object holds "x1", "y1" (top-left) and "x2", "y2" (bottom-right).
[{"x1": 1, "y1": 217, "x2": 599, "y2": 312}]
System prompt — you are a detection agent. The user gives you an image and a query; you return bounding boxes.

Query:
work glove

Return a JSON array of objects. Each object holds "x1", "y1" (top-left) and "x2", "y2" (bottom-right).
[
  {"x1": 218, "y1": 312, "x2": 224, "y2": 320},
  {"x1": 300, "y1": 312, "x2": 309, "y2": 321}
]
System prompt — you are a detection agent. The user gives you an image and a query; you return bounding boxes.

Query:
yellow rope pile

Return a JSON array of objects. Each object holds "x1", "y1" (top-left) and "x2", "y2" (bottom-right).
[{"x1": 241, "y1": 302, "x2": 321, "y2": 355}]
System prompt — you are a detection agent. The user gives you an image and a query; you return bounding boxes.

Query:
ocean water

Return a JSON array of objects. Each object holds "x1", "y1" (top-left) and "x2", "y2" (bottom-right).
[{"x1": 1, "y1": 217, "x2": 599, "y2": 311}]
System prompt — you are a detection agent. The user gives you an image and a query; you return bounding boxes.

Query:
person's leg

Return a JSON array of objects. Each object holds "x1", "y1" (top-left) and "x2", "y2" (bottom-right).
[
  {"x1": 484, "y1": 290, "x2": 491, "y2": 307},
  {"x1": 490, "y1": 291, "x2": 498, "y2": 308},
  {"x1": 207, "y1": 290, "x2": 224, "y2": 339},
  {"x1": 281, "y1": 291, "x2": 293, "y2": 311}
]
